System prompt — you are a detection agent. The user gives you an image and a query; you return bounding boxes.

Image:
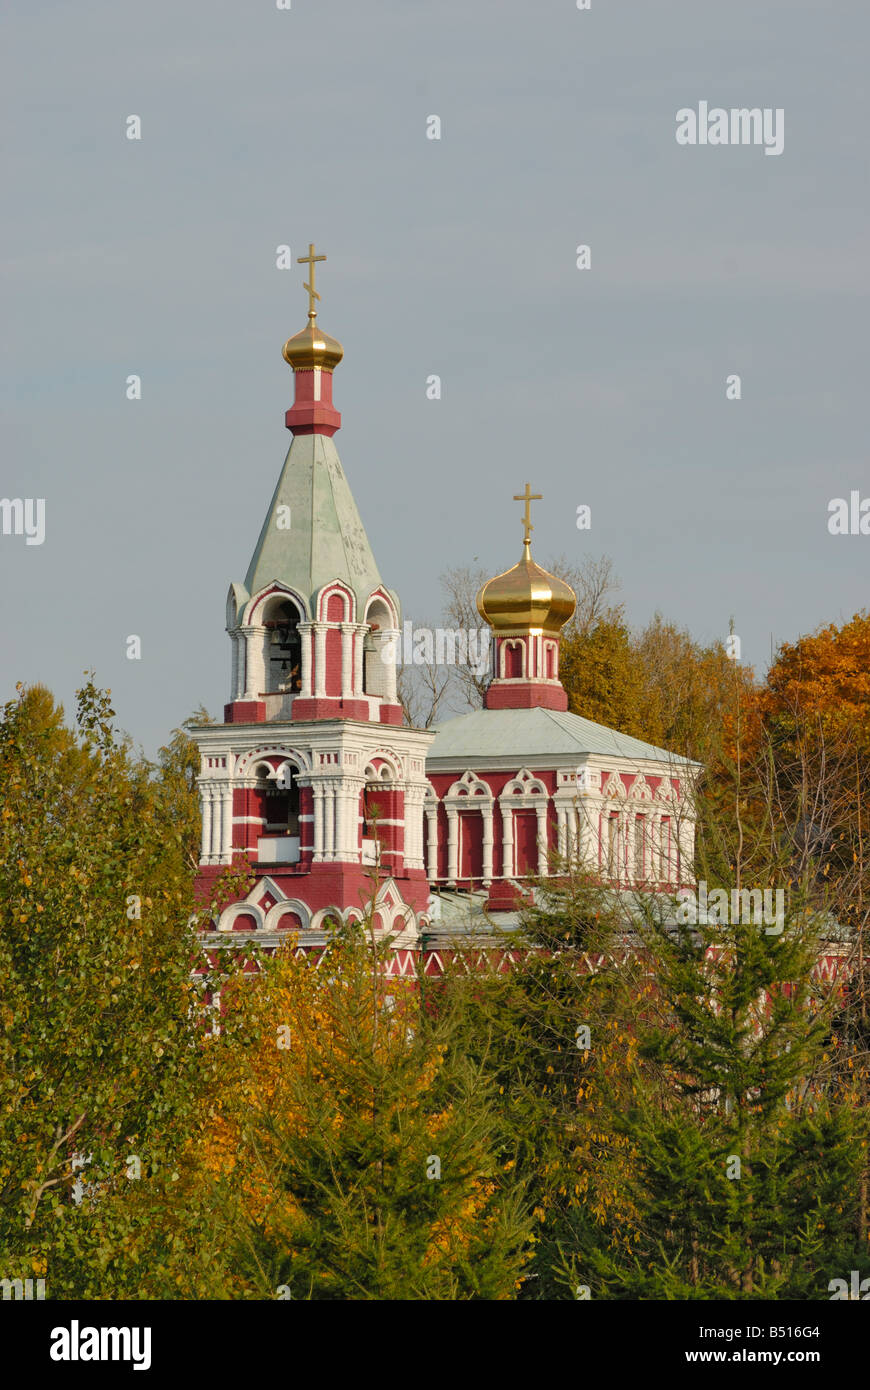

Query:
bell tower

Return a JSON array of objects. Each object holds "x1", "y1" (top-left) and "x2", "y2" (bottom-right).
[{"x1": 192, "y1": 248, "x2": 435, "y2": 940}]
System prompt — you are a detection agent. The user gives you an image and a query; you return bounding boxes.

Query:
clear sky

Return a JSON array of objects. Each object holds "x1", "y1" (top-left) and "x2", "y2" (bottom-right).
[{"x1": 2, "y1": 0, "x2": 868, "y2": 756}]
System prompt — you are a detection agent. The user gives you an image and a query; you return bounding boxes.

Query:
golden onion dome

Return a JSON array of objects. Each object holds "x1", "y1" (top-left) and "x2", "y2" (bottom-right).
[
  {"x1": 282, "y1": 316, "x2": 344, "y2": 372},
  {"x1": 476, "y1": 539, "x2": 576, "y2": 635}
]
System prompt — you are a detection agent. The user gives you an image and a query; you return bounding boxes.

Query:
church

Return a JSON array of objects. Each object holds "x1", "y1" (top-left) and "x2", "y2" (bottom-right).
[{"x1": 192, "y1": 248, "x2": 699, "y2": 972}]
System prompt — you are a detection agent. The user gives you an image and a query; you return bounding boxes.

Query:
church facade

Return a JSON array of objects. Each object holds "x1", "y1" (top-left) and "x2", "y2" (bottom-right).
[{"x1": 192, "y1": 251, "x2": 699, "y2": 968}]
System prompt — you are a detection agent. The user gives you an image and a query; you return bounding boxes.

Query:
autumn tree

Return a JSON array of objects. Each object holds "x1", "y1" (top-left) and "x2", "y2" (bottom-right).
[
  {"x1": 0, "y1": 680, "x2": 217, "y2": 1297},
  {"x1": 173, "y1": 920, "x2": 532, "y2": 1300}
]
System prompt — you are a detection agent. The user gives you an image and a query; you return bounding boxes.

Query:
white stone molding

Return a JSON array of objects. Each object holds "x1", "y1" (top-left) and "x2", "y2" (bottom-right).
[
  {"x1": 498, "y1": 769, "x2": 549, "y2": 878},
  {"x1": 500, "y1": 637, "x2": 526, "y2": 679},
  {"x1": 218, "y1": 901, "x2": 265, "y2": 932},
  {"x1": 442, "y1": 771, "x2": 493, "y2": 885},
  {"x1": 631, "y1": 772, "x2": 653, "y2": 802},
  {"x1": 316, "y1": 581, "x2": 355, "y2": 624},
  {"x1": 602, "y1": 770, "x2": 625, "y2": 801},
  {"x1": 262, "y1": 898, "x2": 311, "y2": 932}
]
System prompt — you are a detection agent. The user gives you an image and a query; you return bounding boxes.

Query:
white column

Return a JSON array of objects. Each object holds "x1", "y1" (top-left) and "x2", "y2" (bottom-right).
[
  {"x1": 313, "y1": 784, "x2": 324, "y2": 862},
  {"x1": 210, "y1": 785, "x2": 222, "y2": 861},
  {"x1": 244, "y1": 627, "x2": 267, "y2": 699},
  {"x1": 299, "y1": 622, "x2": 313, "y2": 696},
  {"x1": 332, "y1": 785, "x2": 347, "y2": 859},
  {"x1": 229, "y1": 632, "x2": 239, "y2": 700},
  {"x1": 322, "y1": 782, "x2": 335, "y2": 860},
  {"x1": 353, "y1": 626, "x2": 365, "y2": 694},
  {"x1": 314, "y1": 625, "x2": 327, "y2": 698},
  {"x1": 200, "y1": 783, "x2": 212, "y2": 864},
  {"x1": 501, "y1": 805, "x2": 514, "y2": 878},
  {"x1": 221, "y1": 785, "x2": 233, "y2": 864},
  {"x1": 382, "y1": 628, "x2": 400, "y2": 703},
  {"x1": 648, "y1": 813, "x2": 661, "y2": 882},
  {"x1": 556, "y1": 807, "x2": 567, "y2": 858},
  {"x1": 536, "y1": 801, "x2": 548, "y2": 877},
  {"x1": 578, "y1": 799, "x2": 598, "y2": 871},
  {"x1": 677, "y1": 816, "x2": 695, "y2": 885},
  {"x1": 340, "y1": 624, "x2": 354, "y2": 699},
  {"x1": 335, "y1": 783, "x2": 359, "y2": 861},
  {"x1": 446, "y1": 806, "x2": 459, "y2": 885},
  {"x1": 481, "y1": 803, "x2": 494, "y2": 886},
  {"x1": 426, "y1": 802, "x2": 438, "y2": 880},
  {"x1": 618, "y1": 810, "x2": 630, "y2": 883}
]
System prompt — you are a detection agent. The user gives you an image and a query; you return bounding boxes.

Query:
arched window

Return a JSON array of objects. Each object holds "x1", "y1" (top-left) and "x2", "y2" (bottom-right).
[
  {"x1": 258, "y1": 762, "x2": 300, "y2": 835},
  {"x1": 504, "y1": 640, "x2": 523, "y2": 679},
  {"x1": 264, "y1": 599, "x2": 302, "y2": 694}
]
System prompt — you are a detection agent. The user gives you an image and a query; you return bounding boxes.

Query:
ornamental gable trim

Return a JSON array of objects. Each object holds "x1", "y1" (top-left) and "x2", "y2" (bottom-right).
[
  {"x1": 501, "y1": 767, "x2": 548, "y2": 800},
  {"x1": 602, "y1": 770, "x2": 626, "y2": 800},
  {"x1": 445, "y1": 770, "x2": 494, "y2": 803},
  {"x1": 235, "y1": 746, "x2": 313, "y2": 780},
  {"x1": 245, "y1": 581, "x2": 309, "y2": 627}
]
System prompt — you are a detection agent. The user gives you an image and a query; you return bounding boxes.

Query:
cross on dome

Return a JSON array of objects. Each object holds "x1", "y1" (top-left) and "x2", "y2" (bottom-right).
[
  {"x1": 297, "y1": 242, "x2": 327, "y2": 323},
  {"x1": 513, "y1": 483, "x2": 543, "y2": 545}
]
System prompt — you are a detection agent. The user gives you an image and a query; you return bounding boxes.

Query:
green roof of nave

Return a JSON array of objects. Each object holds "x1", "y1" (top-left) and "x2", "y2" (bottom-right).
[
  {"x1": 428, "y1": 706, "x2": 702, "y2": 767},
  {"x1": 244, "y1": 433, "x2": 384, "y2": 611}
]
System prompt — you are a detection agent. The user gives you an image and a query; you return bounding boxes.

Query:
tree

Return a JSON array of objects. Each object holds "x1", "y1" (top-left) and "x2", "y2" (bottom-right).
[
  {"x1": 0, "y1": 679, "x2": 214, "y2": 1297},
  {"x1": 174, "y1": 921, "x2": 532, "y2": 1299},
  {"x1": 436, "y1": 867, "x2": 645, "y2": 1299},
  {"x1": 574, "y1": 884, "x2": 870, "y2": 1298},
  {"x1": 560, "y1": 614, "x2": 648, "y2": 737}
]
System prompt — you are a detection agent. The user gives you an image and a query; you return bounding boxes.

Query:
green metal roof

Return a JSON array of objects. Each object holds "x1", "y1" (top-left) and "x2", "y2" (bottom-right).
[
  {"x1": 427, "y1": 706, "x2": 700, "y2": 767},
  {"x1": 244, "y1": 433, "x2": 383, "y2": 609}
]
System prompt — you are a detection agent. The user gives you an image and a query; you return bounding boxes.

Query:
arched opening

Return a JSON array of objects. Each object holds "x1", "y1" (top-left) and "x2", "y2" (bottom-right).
[
  {"x1": 361, "y1": 762, "x2": 392, "y2": 862},
  {"x1": 363, "y1": 598, "x2": 393, "y2": 697},
  {"x1": 263, "y1": 598, "x2": 302, "y2": 694},
  {"x1": 261, "y1": 762, "x2": 300, "y2": 835}
]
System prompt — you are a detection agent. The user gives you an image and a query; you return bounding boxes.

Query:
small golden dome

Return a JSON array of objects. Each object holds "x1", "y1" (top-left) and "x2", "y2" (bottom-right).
[
  {"x1": 476, "y1": 539, "x2": 576, "y2": 635},
  {"x1": 282, "y1": 317, "x2": 344, "y2": 372}
]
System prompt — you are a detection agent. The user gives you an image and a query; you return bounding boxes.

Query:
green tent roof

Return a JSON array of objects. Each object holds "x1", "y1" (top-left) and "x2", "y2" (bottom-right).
[{"x1": 244, "y1": 433, "x2": 383, "y2": 611}]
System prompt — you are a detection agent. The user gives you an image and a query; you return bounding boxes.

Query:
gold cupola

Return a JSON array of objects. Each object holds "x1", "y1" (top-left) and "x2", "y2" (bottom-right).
[
  {"x1": 282, "y1": 321, "x2": 344, "y2": 372},
  {"x1": 282, "y1": 241, "x2": 344, "y2": 372},
  {"x1": 476, "y1": 537, "x2": 576, "y2": 635},
  {"x1": 476, "y1": 483, "x2": 576, "y2": 636}
]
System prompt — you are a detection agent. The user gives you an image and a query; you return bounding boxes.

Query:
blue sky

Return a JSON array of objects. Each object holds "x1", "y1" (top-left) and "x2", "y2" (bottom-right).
[{"x1": 2, "y1": 0, "x2": 868, "y2": 754}]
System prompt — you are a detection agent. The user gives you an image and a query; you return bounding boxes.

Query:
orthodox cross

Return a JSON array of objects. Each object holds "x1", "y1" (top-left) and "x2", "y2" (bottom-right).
[
  {"x1": 513, "y1": 483, "x2": 543, "y2": 544},
  {"x1": 297, "y1": 242, "x2": 327, "y2": 320}
]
